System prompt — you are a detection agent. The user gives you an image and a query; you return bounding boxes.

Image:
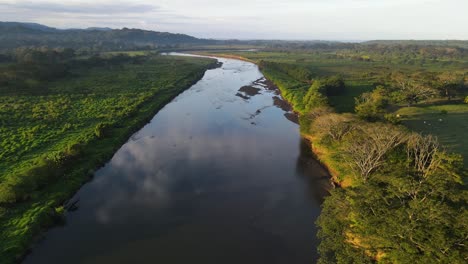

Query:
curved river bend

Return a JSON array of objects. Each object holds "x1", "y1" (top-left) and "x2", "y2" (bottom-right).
[{"x1": 24, "y1": 54, "x2": 330, "y2": 264}]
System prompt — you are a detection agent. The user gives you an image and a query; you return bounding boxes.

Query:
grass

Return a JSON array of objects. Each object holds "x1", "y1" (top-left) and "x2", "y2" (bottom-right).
[
  {"x1": 328, "y1": 81, "x2": 374, "y2": 113},
  {"x1": 396, "y1": 103, "x2": 468, "y2": 167},
  {"x1": 0, "y1": 54, "x2": 216, "y2": 263}
]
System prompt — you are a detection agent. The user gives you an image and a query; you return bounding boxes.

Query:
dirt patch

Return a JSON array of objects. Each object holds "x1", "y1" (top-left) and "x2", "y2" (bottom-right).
[
  {"x1": 254, "y1": 77, "x2": 280, "y2": 94},
  {"x1": 284, "y1": 112, "x2": 299, "y2": 124},
  {"x1": 273, "y1": 96, "x2": 292, "y2": 112},
  {"x1": 238, "y1": 85, "x2": 261, "y2": 96}
]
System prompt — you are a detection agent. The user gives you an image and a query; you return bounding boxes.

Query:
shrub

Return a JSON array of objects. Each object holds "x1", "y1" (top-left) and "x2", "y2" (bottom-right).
[
  {"x1": 94, "y1": 122, "x2": 111, "y2": 138},
  {"x1": 355, "y1": 86, "x2": 389, "y2": 121},
  {"x1": 303, "y1": 81, "x2": 329, "y2": 112},
  {"x1": 0, "y1": 184, "x2": 17, "y2": 205},
  {"x1": 321, "y1": 76, "x2": 345, "y2": 96},
  {"x1": 384, "y1": 113, "x2": 401, "y2": 124}
]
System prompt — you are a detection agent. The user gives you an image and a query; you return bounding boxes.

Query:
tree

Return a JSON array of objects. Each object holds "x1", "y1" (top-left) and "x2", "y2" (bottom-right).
[
  {"x1": 391, "y1": 74, "x2": 438, "y2": 106},
  {"x1": 406, "y1": 134, "x2": 442, "y2": 178},
  {"x1": 355, "y1": 86, "x2": 388, "y2": 121},
  {"x1": 343, "y1": 123, "x2": 408, "y2": 180},
  {"x1": 303, "y1": 80, "x2": 328, "y2": 112},
  {"x1": 436, "y1": 72, "x2": 465, "y2": 100},
  {"x1": 311, "y1": 113, "x2": 357, "y2": 141}
]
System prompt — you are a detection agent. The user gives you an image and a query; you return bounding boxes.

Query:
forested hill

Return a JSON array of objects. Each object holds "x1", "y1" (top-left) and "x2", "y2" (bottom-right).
[
  {"x1": 364, "y1": 40, "x2": 468, "y2": 49},
  {"x1": 0, "y1": 22, "x2": 215, "y2": 51}
]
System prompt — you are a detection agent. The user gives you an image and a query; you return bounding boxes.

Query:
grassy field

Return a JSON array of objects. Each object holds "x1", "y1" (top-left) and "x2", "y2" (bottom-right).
[
  {"x1": 0, "y1": 54, "x2": 216, "y2": 263},
  {"x1": 396, "y1": 103, "x2": 468, "y2": 167}
]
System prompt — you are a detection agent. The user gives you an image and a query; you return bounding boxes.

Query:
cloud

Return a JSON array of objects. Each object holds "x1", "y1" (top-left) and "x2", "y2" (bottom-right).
[
  {"x1": 0, "y1": 0, "x2": 467, "y2": 39},
  {"x1": 0, "y1": 1, "x2": 158, "y2": 14}
]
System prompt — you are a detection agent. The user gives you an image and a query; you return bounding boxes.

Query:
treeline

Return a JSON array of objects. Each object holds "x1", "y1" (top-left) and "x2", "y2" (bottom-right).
[
  {"x1": 261, "y1": 41, "x2": 468, "y2": 64},
  {"x1": 0, "y1": 22, "x2": 215, "y2": 52},
  {"x1": 354, "y1": 72, "x2": 468, "y2": 121},
  {"x1": 258, "y1": 61, "x2": 467, "y2": 263},
  {"x1": 0, "y1": 47, "x2": 147, "y2": 95},
  {"x1": 258, "y1": 60, "x2": 344, "y2": 114}
]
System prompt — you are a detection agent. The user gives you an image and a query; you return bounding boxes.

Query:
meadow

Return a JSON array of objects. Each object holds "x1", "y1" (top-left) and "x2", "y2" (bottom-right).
[
  {"x1": 0, "y1": 53, "x2": 216, "y2": 262},
  {"x1": 396, "y1": 103, "x2": 468, "y2": 167}
]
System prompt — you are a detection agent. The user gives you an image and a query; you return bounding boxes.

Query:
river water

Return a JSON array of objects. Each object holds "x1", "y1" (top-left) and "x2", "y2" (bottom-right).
[{"x1": 23, "y1": 54, "x2": 330, "y2": 264}]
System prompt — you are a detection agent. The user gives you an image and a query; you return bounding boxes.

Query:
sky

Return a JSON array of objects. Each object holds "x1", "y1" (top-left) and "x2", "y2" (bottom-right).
[{"x1": 0, "y1": 0, "x2": 467, "y2": 40}]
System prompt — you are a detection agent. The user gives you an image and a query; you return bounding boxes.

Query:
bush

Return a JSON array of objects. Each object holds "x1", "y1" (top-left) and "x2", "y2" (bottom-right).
[
  {"x1": 0, "y1": 184, "x2": 17, "y2": 205},
  {"x1": 384, "y1": 113, "x2": 401, "y2": 124},
  {"x1": 303, "y1": 81, "x2": 329, "y2": 112},
  {"x1": 355, "y1": 86, "x2": 389, "y2": 121},
  {"x1": 94, "y1": 122, "x2": 111, "y2": 138},
  {"x1": 321, "y1": 76, "x2": 345, "y2": 96}
]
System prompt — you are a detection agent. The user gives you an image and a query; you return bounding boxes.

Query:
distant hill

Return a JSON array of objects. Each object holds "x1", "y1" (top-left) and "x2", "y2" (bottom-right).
[
  {"x1": 0, "y1": 21, "x2": 215, "y2": 51},
  {"x1": 364, "y1": 40, "x2": 468, "y2": 49}
]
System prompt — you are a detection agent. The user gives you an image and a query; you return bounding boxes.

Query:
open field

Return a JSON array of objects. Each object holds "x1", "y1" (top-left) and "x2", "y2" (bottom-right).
[{"x1": 396, "y1": 103, "x2": 468, "y2": 167}]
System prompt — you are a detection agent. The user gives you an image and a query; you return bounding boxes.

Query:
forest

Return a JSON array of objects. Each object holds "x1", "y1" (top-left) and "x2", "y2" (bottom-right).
[{"x1": 0, "y1": 47, "x2": 217, "y2": 262}]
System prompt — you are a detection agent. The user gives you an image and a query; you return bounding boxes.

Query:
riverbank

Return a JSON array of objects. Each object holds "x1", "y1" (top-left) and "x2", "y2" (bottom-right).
[
  {"x1": 194, "y1": 52, "x2": 349, "y2": 187},
  {"x1": 219, "y1": 52, "x2": 465, "y2": 263},
  {"x1": 0, "y1": 55, "x2": 219, "y2": 263},
  {"x1": 21, "y1": 53, "x2": 330, "y2": 264}
]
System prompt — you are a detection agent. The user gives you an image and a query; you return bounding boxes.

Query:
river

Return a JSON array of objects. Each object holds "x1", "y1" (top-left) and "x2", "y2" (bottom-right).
[{"x1": 23, "y1": 54, "x2": 330, "y2": 264}]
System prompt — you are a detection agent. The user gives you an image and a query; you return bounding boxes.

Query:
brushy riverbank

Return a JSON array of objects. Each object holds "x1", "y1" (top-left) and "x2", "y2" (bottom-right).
[
  {"x1": 209, "y1": 52, "x2": 466, "y2": 263},
  {"x1": 0, "y1": 54, "x2": 219, "y2": 263}
]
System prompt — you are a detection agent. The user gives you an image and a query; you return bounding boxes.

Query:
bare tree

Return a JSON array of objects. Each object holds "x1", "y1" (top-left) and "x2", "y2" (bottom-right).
[
  {"x1": 311, "y1": 113, "x2": 356, "y2": 141},
  {"x1": 306, "y1": 105, "x2": 335, "y2": 119},
  {"x1": 406, "y1": 133, "x2": 442, "y2": 178},
  {"x1": 343, "y1": 123, "x2": 408, "y2": 181}
]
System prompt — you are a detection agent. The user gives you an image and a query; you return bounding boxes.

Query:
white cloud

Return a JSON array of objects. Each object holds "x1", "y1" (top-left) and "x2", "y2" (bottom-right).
[{"x1": 0, "y1": 0, "x2": 467, "y2": 40}]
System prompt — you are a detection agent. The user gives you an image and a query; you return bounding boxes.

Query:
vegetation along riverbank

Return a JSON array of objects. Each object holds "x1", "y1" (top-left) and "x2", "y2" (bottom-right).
[
  {"x1": 215, "y1": 46, "x2": 467, "y2": 263},
  {"x1": 0, "y1": 49, "x2": 218, "y2": 263}
]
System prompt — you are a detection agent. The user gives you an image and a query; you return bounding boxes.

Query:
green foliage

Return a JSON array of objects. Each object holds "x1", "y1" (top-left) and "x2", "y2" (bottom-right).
[
  {"x1": 0, "y1": 53, "x2": 216, "y2": 262},
  {"x1": 320, "y1": 75, "x2": 345, "y2": 96},
  {"x1": 245, "y1": 49, "x2": 467, "y2": 263},
  {"x1": 355, "y1": 86, "x2": 389, "y2": 121},
  {"x1": 303, "y1": 81, "x2": 329, "y2": 112},
  {"x1": 317, "y1": 131, "x2": 466, "y2": 263},
  {"x1": 396, "y1": 103, "x2": 468, "y2": 168}
]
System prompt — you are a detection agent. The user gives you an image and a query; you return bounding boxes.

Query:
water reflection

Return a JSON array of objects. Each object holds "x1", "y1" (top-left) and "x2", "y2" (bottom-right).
[{"x1": 24, "y1": 56, "x2": 329, "y2": 264}]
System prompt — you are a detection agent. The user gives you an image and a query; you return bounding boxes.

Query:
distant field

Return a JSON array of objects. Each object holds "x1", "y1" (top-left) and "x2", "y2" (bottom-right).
[
  {"x1": 209, "y1": 50, "x2": 467, "y2": 113},
  {"x1": 396, "y1": 103, "x2": 468, "y2": 167},
  {"x1": 216, "y1": 50, "x2": 468, "y2": 167}
]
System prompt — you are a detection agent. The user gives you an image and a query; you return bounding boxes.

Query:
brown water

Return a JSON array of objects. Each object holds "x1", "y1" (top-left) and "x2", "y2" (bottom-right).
[{"x1": 23, "y1": 54, "x2": 330, "y2": 264}]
